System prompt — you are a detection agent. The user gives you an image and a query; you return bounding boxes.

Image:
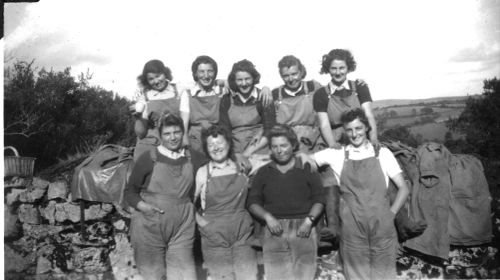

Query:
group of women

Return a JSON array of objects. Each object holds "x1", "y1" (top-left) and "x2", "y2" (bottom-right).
[{"x1": 124, "y1": 49, "x2": 410, "y2": 280}]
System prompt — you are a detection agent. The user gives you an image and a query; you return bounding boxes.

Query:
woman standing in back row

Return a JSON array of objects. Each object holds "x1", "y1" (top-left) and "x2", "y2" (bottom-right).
[{"x1": 313, "y1": 49, "x2": 379, "y2": 149}]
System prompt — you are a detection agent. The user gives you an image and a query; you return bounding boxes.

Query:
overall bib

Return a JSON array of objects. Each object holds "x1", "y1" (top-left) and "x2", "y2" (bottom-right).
[
  {"x1": 325, "y1": 81, "x2": 360, "y2": 144},
  {"x1": 188, "y1": 89, "x2": 223, "y2": 154},
  {"x1": 227, "y1": 95, "x2": 264, "y2": 154},
  {"x1": 199, "y1": 167, "x2": 258, "y2": 280},
  {"x1": 275, "y1": 82, "x2": 320, "y2": 153},
  {"x1": 134, "y1": 91, "x2": 181, "y2": 161},
  {"x1": 338, "y1": 150, "x2": 397, "y2": 280},
  {"x1": 130, "y1": 150, "x2": 196, "y2": 280}
]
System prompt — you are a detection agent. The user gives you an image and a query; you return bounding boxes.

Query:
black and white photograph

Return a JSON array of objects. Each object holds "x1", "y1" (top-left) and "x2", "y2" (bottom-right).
[{"x1": 2, "y1": 0, "x2": 500, "y2": 279}]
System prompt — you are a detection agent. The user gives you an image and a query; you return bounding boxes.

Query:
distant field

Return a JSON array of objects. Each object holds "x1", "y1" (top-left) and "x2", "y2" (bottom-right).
[{"x1": 410, "y1": 123, "x2": 463, "y2": 142}]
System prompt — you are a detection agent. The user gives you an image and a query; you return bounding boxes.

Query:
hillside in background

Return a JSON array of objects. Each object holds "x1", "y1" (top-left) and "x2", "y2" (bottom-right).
[{"x1": 372, "y1": 96, "x2": 477, "y2": 143}]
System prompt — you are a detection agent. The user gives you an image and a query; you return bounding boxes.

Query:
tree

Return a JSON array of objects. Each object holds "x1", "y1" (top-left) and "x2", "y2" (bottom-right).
[
  {"x1": 420, "y1": 106, "x2": 434, "y2": 115},
  {"x1": 447, "y1": 77, "x2": 500, "y2": 158},
  {"x1": 4, "y1": 60, "x2": 136, "y2": 170},
  {"x1": 380, "y1": 125, "x2": 422, "y2": 147}
]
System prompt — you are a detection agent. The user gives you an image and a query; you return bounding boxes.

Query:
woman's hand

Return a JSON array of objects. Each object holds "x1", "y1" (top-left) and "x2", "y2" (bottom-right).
[
  {"x1": 258, "y1": 86, "x2": 273, "y2": 107},
  {"x1": 196, "y1": 213, "x2": 209, "y2": 227},
  {"x1": 136, "y1": 201, "x2": 164, "y2": 215},
  {"x1": 265, "y1": 213, "x2": 283, "y2": 236},
  {"x1": 296, "y1": 152, "x2": 317, "y2": 172},
  {"x1": 297, "y1": 218, "x2": 313, "y2": 238},
  {"x1": 235, "y1": 153, "x2": 252, "y2": 174}
]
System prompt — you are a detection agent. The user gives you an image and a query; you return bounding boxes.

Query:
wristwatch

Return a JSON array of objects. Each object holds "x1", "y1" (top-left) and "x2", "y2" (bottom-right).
[{"x1": 307, "y1": 215, "x2": 315, "y2": 223}]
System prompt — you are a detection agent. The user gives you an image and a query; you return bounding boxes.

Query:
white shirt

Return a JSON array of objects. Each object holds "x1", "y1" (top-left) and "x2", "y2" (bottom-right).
[
  {"x1": 328, "y1": 80, "x2": 351, "y2": 94},
  {"x1": 232, "y1": 87, "x2": 259, "y2": 104},
  {"x1": 283, "y1": 83, "x2": 304, "y2": 97},
  {"x1": 314, "y1": 143, "x2": 402, "y2": 188},
  {"x1": 157, "y1": 145, "x2": 186, "y2": 160},
  {"x1": 134, "y1": 83, "x2": 190, "y2": 118},
  {"x1": 185, "y1": 82, "x2": 228, "y2": 98}
]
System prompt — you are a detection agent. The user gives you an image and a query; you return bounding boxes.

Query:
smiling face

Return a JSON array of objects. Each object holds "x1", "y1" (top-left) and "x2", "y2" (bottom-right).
[
  {"x1": 270, "y1": 136, "x2": 294, "y2": 165},
  {"x1": 235, "y1": 71, "x2": 254, "y2": 95},
  {"x1": 196, "y1": 63, "x2": 216, "y2": 90},
  {"x1": 147, "y1": 72, "x2": 169, "y2": 91},
  {"x1": 206, "y1": 134, "x2": 230, "y2": 163},
  {"x1": 160, "y1": 125, "x2": 184, "y2": 151},
  {"x1": 344, "y1": 118, "x2": 369, "y2": 148},
  {"x1": 280, "y1": 65, "x2": 303, "y2": 91},
  {"x1": 328, "y1": 59, "x2": 349, "y2": 85}
]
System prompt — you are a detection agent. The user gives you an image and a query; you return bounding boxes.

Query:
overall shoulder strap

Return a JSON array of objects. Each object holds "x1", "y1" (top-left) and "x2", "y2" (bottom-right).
[{"x1": 348, "y1": 80, "x2": 357, "y2": 94}]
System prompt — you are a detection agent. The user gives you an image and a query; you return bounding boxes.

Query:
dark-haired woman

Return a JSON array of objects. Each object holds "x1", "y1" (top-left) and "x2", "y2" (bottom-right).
[
  {"x1": 124, "y1": 114, "x2": 198, "y2": 280},
  {"x1": 314, "y1": 49, "x2": 379, "y2": 149},
  {"x1": 195, "y1": 125, "x2": 258, "y2": 280},
  {"x1": 132, "y1": 59, "x2": 190, "y2": 161},
  {"x1": 219, "y1": 59, "x2": 276, "y2": 172},
  {"x1": 304, "y1": 109, "x2": 409, "y2": 280}
]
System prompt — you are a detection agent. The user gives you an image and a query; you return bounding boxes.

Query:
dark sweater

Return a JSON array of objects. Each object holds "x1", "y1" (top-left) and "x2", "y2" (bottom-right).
[{"x1": 247, "y1": 159, "x2": 325, "y2": 219}]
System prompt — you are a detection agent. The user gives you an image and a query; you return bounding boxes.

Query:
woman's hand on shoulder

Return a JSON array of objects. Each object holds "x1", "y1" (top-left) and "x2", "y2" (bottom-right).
[
  {"x1": 296, "y1": 152, "x2": 317, "y2": 172},
  {"x1": 258, "y1": 86, "x2": 273, "y2": 107}
]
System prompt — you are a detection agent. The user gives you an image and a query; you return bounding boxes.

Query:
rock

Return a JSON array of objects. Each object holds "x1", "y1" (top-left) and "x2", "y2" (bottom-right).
[
  {"x1": 13, "y1": 236, "x2": 38, "y2": 253},
  {"x1": 39, "y1": 200, "x2": 57, "y2": 224},
  {"x1": 19, "y1": 186, "x2": 47, "y2": 203},
  {"x1": 4, "y1": 244, "x2": 37, "y2": 273},
  {"x1": 112, "y1": 218, "x2": 127, "y2": 231},
  {"x1": 47, "y1": 180, "x2": 69, "y2": 200},
  {"x1": 32, "y1": 177, "x2": 50, "y2": 189},
  {"x1": 109, "y1": 232, "x2": 142, "y2": 280},
  {"x1": 72, "y1": 247, "x2": 109, "y2": 273},
  {"x1": 5, "y1": 187, "x2": 27, "y2": 206},
  {"x1": 40, "y1": 201, "x2": 113, "y2": 224},
  {"x1": 36, "y1": 255, "x2": 52, "y2": 274},
  {"x1": 4, "y1": 176, "x2": 31, "y2": 188},
  {"x1": 22, "y1": 223, "x2": 68, "y2": 240},
  {"x1": 5, "y1": 202, "x2": 20, "y2": 237},
  {"x1": 18, "y1": 203, "x2": 42, "y2": 224}
]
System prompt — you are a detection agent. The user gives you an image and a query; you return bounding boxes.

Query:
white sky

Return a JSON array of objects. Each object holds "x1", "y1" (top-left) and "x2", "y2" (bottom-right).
[{"x1": 4, "y1": 0, "x2": 500, "y2": 101}]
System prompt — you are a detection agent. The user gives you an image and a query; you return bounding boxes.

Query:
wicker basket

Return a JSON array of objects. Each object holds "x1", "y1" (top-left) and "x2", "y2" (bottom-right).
[{"x1": 4, "y1": 146, "x2": 36, "y2": 177}]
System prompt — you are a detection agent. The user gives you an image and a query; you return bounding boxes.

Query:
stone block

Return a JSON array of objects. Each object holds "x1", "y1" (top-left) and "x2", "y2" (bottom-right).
[
  {"x1": 39, "y1": 200, "x2": 57, "y2": 224},
  {"x1": 72, "y1": 247, "x2": 109, "y2": 273},
  {"x1": 19, "y1": 186, "x2": 47, "y2": 203},
  {"x1": 47, "y1": 180, "x2": 69, "y2": 200},
  {"x1": 40, "y1": 201, "x2": 114, "y2": 224},
  {"x1": 5, "y1": 203, "x2": 20, "y2": 237},
  {"x1": 22, "y1": 223, "x2": 67, "y2": 240},
  {"x1": 5, "y1": 187, "x2": 26, "y2": 206},
  {"x1": 32, "y1": 177, "x2": 50, "y2": 189},
  {"x1": 18, "y1": 203, "x2": 42, "y2": 224}
]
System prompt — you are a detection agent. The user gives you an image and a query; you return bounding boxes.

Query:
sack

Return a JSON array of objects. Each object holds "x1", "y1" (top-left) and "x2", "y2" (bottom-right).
[{"x1": 71, "y1": 145, "x2": 134, "y2": 207}]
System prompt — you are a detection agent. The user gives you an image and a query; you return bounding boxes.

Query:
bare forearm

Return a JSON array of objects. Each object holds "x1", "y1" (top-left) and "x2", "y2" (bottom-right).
[
  {"x1": 390, "y1": 174, "x2": 410, "y2": 214},
  {"x1": 308, "y1": 203, "x2": 324, "y2": 220},
  {"x1": 249, "y1": 204, "x2": 273, "y2": 222}
]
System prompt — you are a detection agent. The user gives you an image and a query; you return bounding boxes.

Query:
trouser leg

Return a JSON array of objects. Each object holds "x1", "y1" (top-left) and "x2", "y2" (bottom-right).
[
  {"x1": 202, "y1": 245, "x2": 235, "y2": 280},
  {"x1": 134, "y1": 243, "x2": 166, "y2": 280},
  {"x1": 289, "y1": 225, "x2": 318, "y2": 280},
  {"x1": 370, "y1": 214, "x2": 398, "y2": 280},
  {"x1": 233, "y1": 244, "x2": 258, "y2": 280},
  {"x1": 262, "y1": 221, "x2": 293, "y2": 280},
  {"x1": 340, "y1": 208, "x2": 370, "y2": 280},
  {"x1": 165, "y1": 246, "x2": 196, "y2": 280}
]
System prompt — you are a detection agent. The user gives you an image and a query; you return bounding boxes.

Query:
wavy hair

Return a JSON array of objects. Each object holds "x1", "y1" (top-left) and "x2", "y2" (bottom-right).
[
  {"x1": 227, "y1": 59, "x2": 261, "y2": 92},
  {"x1": 138, "y1": 59, "x2": 173, "y2": 90},
  {"x1": 320, "y1": 49, "x2": 357, "y2": 74}
]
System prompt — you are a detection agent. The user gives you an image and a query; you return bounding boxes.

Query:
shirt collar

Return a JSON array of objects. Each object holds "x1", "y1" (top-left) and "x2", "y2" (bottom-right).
[
  {"x1": 149, "y1": 83, "x2": 176, "y2": 97},
  {"x1": 210, "y1": 159, "x2": 235, "y2": 170},
  {"x1": 157, "y1": 145, "x2": 186, "y2": 159},
  {"x1": 328, "y1": 80, "x2": 350, "y2": 95},
  {"x1": 283, "y1": 83, "x2": 304, "y2": 97},
  {"x1": 232, "y1": 87, "x2": 258, "y2": 103},
  {"x1": 193, "y1": 82, "x2": 219, "y2": 95},
  {"x1": 346, "y1": 142, "x2": 373, "y2": 154}
]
